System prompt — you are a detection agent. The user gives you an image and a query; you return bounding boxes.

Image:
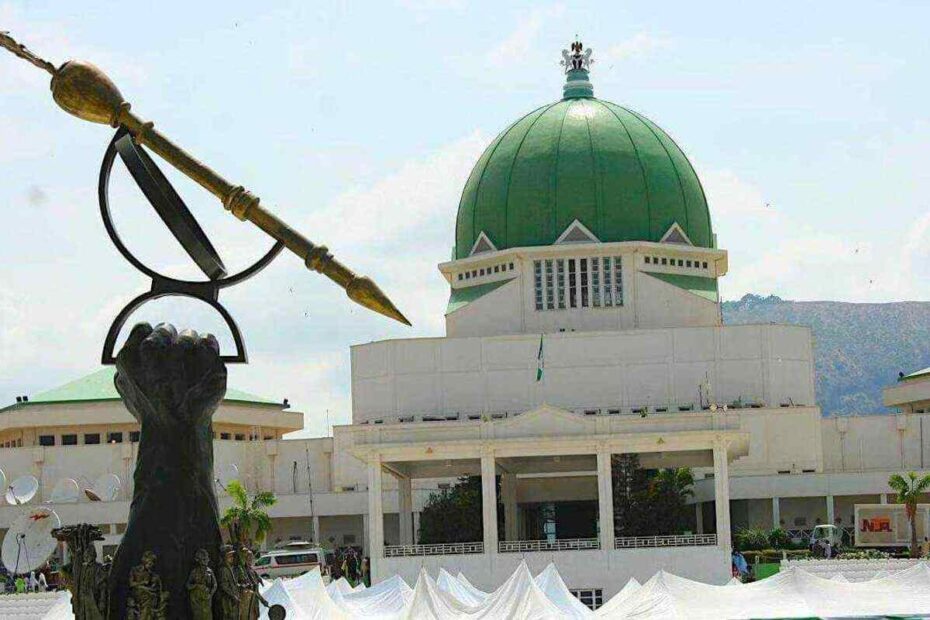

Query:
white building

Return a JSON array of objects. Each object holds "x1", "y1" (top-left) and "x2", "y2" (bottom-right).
[{"x1": 2, "y1": 42, "x2": 929, "y2": 603}]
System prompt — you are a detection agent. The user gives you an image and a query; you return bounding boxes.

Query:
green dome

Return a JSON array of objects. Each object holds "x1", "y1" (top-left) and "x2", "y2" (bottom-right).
[{"x1": 454, "y1": 86, "x2": 713, "y2": 259}]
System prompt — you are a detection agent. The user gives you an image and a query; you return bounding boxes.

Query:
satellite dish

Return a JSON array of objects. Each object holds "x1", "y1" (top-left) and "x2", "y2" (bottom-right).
[
  {"x1": 85, "y1": 474, "x2": 121, "y2": 502},
  {"x1": 216, "y1": 464, "x2": 239, "y2": 490},
  {"x1": 5, "y1": 475, "x2": 39, "y2": 506},
  {"x1": 48, "y1": 479, "x2": 81, "y2": 504},
  {"x1": 1, "y1": 507, "x2": 60, "y2": 574}
]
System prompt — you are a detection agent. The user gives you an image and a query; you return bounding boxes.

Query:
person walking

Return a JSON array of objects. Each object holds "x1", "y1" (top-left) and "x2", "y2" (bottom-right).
[{"x1": 37, "y1": 571, "x2": 48, "y2": 592}]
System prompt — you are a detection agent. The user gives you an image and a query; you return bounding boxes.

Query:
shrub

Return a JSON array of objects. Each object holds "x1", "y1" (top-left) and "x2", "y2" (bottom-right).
[
  {"x1": 768, "y1": 528, "x2": 790, "y2": 549},
  {"x1": 734, "y1": 528, "x2": 770, "y2": 551}
]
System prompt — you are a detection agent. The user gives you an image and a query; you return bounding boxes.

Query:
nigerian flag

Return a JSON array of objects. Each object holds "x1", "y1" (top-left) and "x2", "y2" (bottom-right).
[{"x1": 536, "y1": 335, "x2": 544, "y2": 382}]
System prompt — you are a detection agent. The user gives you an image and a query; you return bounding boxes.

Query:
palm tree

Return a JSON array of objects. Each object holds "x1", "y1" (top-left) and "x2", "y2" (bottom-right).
[
  {"x1": 220, "y1": 479, "x2": 277, "y2": 549},
  {"x1": 888, "y1": 472, "x2": 930, "y2": 558}
]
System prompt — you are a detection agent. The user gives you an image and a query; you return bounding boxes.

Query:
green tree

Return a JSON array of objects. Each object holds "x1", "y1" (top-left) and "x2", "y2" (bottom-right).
[
  {"x1": 417, "y1": 476, "x2": 502, "y2": 544},
  {"x1": 888, "y1": 471, "x2": 930, "y2": 558},
  {"x1": 220, "y1": 480, "x2": 276, "y2": 548},
  {"x1": 646, "y1": 468, "x2": 695, "y2": 534},
  {"x1": 612, "y1": 456, "x2": 695, "y2": 537}
]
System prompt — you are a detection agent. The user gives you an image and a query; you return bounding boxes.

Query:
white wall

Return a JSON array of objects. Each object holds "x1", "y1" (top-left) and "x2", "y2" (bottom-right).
[{"x1": 351, "y1": 324, "x2": 816, "y2": 424}]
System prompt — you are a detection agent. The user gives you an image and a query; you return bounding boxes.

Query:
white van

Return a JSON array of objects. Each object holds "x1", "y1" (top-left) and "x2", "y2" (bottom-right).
[{"x1": 253, "y1": 541, "x2": 329, "y2": 580}]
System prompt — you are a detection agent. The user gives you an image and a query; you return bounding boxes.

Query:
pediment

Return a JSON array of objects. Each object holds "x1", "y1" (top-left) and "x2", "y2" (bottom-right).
[
  {"x1": 555, "y1": 220, "x2": 600, "y2": 245},
  {"x1": 469, "y1": 231, "x2": 498, "y2": 256},
  {"x1": 659, "y1": 222, "x2": 693, "y2": 246},
  {"x1": 492, "y1": 404, "x2": 594, "y2": 438}
]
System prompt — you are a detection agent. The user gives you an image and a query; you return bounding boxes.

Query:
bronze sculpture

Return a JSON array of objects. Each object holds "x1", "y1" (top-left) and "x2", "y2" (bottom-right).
[
  {"x1": 217, "y1": 547, "x2": 240, "y2": 620},
  {"x1": 186, "y1": 549, "x2": 217, "y2": 620},
  {"x1": 235, "y1": 548, "x2": 267, "y2": 620},
  {"x1": 53, "y1": 524, "x2": 105, "y2": 620},
  {"x1": 127, "y1": 550, "x2": 169, "y2": 619}
]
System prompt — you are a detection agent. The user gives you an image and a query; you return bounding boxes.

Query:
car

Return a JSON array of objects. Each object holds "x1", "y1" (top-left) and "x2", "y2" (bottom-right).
[{"x1": 253, "y1": 541, "x2": 329, "y2": 580}]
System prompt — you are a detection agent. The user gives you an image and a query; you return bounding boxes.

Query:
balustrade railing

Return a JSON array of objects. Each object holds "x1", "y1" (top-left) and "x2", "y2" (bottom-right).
[
  {"x1": 383, "y1": 542, "x2": 484, "y2": 557},
  {"x1": 498, "y1": 538, "x2": 600, "y2": 553},
  {"x1": 614, "y1": 533, "x2": 718, "y2": 549}
]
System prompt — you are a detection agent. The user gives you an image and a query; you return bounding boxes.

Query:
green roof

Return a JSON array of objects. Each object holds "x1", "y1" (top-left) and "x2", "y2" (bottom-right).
[
  {"x1": 900, "y1": 367, "x2": 930, "y2": 382},
  {"x1": 446, "y1": 279, "x2": 514, "y2": 315},
  {"x1": 18, "y1": 367, "x2": 282, "y2": 407},
  {"x1": 645, "y1": 272, "x2": 719, "y2": 303},
  {"x1": 454, "y1": 75, "x2": 712, "y2": 259}
]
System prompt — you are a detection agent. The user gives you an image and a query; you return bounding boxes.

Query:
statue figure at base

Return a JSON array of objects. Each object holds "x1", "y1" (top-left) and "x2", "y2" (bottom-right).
[
  {"x1": 127, "y1": 551, "x2": 168, "y2": 619},
  {"x1": 53, "y1": 524, "x2": 105, "y2": 620},
  {"x1": 78, "y1": 546, "x2": 107, "y2": 620},
  {"x1": 186, "y1": 548, "x2": 217, "y2": 620},
  {"x1": 236, "y1": 548, "x2": 267, "y2": 620},
  {"x1": 218, "y1": 546, "x2": 240, "y2": 620}
]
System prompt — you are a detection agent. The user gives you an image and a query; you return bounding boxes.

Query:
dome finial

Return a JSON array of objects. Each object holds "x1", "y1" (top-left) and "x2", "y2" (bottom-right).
[{"x1": 560, "y1": 38, "x2": 594, "y2": 99}]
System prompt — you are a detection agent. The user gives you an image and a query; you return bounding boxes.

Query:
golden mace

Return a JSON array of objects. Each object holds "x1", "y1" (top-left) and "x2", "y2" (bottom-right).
[{"x1": 0, "y1": 31, "x2": 410, "y2": 326}]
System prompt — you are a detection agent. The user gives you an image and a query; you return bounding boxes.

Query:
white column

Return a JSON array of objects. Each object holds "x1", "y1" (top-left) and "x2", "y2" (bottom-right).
[
  {"x1": 398, "y1": 476, "x2": 413, "y2": 546},
  {"x1": 312, "y1": 515, "x2": 321, "y2": 544},
  {"x1": 413, "y1": 511, "x2": 421, "y2": 545},
  {"x1": 772, "y1": 497, "x2": 781, "y2": 529},
  {"x1": 367, "y1": 456, "x2": 384, "y2": 559},
  {"x1": 481, "y1": 452, "x2": 498, "y2": 553},
  {"x1": 826, "y1": 495, "x2": 835, "y2": 525},
  {"x1": 362, "y1": 514, "x2": 370, "y2": 556},
  {"x1": 695, "y1": 503, "x2": 704, "y2": 534},
  {"x1": 713, "y1": 442, "x2": 732, "y2": 552},
  {"x1": 597, "y1": 448, "x2": 615, "y2": 551},
  {"x1": 880, "y1": 493, "x2": 888, "y2": 505},
  {"x1": 501, "y1": 473, "x2": 518, "y2": 541}
]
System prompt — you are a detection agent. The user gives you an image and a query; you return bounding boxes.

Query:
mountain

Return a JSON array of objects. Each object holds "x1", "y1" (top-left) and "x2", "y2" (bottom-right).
[{"x1": 721, "y1": 294, "x2": 930, "y2": 416}]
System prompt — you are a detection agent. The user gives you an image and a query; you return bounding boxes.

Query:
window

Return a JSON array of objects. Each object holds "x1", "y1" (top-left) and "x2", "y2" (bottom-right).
[
  {"x1": 479, "y1": 268, "x2": 485, "y2": 276},
  {"x1": 644, "y1": 256, "x2": 650, "y2": 264},
  {"x1": 62, "y1": 434, "x2": 77, "y2": 446},
  {"x1": 570, "y1": 589, "x2": 604, "y2": 611},
  {"x1": 661, "y1": 258, "x2": 667, "y2": 265},
  {"x1": 579, "y1": 258, "x2": 589, "y2": 307},
  {"x1": 591, "y1": 257, "x2": 600, "y2": 307},
  {"x1": 108, "y1": 432, "x2": 123, "y2": 444},
  {"x1": 509, "y1": 262, "x2": 514, "y2": 270},
  {"x1": 130, "y1": 431, "x2": 140, "y2": 443},
  {"x1": 464, "y1": 272, "x2": 470, "y2": 279},
  {"x1": 544, "y1": 260, "x2": 554, "y2": 309},
  {"x1": 568, "y1": 259, "x2": 577, "y2": 308},
  {"x1": 220, "y1": 433, "x2": 230, "y2": 440},
  {"x1": 677, "y1": 259, "x2": 684, "y2": 266},
  {"x1": 457, "y1": 274, "x2": 462, "y2": 281},
  {"x1": 494, "y1": 265, "x2": 499, "y2": 273},
  {"x1": 702, "y1": 261, "x2": 708, "y2": 269},
  {"x1": 533, "y1": 261, "x2": 543, "y2": 310},
  {"x1": 275, "y1": 553, "x2": 319, "y2": 566},
  {"x1": 234, "y1": 434, "x2": 245, "y2": 441},
  {"x1": 84, "y1": 433, "x2": 100, "y2": 445},
  {"x1": 603, "y1": 257, "x2": 612, "y2": 307},
  {"x1": 556, "y1": 259, "x2": 566, "y2": 309},
  {"x1": 39, "y1": 435, "x2": 55, "y2": 447},
  {"x1": 471, "y1": 270, "x2": 477, "y2": 278},
  {"x1": 613, "y1": 257, "x2": 623, "y2": 305},
  {"x1": 686, "y1": 260, "x2": 692, "y2": 267},
  {"x1": 254, "y1": 556, "x2": 272, "y2": 567}
]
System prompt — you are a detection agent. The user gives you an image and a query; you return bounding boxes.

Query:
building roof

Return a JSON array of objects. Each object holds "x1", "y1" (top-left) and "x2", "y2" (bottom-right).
[
  {"x1": 454, "y1": 68, "x2": 712, "y2": 260},
  {"x1": 899, "y1": 367, "x2": 930, "y2": 382},
  {"x1": 13, "y1": 367, "x2": 283, "y2": 408},
  {"x1": 446, "y1": 279, "x2": 514, "y2": 315}
]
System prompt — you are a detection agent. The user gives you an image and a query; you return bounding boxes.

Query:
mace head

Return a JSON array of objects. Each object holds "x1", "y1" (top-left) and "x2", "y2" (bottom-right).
[
  {"x1": 347, "y1": 276, "x2": 411, "y2": 326},
  {"x1": 50, "y1": 60, "x2": 126, "y2": 126}
]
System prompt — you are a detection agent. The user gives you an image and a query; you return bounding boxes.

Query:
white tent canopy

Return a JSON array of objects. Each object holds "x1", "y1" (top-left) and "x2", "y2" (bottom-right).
[{"x1": 255, "y1": 561, "x2": 930, "y2": 619}]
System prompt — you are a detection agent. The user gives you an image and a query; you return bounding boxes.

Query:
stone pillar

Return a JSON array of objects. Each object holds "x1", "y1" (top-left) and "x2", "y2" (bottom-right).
[
  {"x1": 695, "y1": 503, "x2": 704, "y2": 534},
  {"x1": 312, "y1": 515, "x2": 321, "y2": 544},
  {"x1": 826, "y1": 495, "x2": 835, "y2": 525},
  {"x1": 481, "y1": 452, "x2": 498, "y2": 553},
  {"x1": 398, "y1": 475, "x2": 413, "y2": 546},
  {"x1": 880, "y1": 493, "x2": 888, "y2": 505},
  {"x1": 772, "y1": 497, "x2": 781, "y2": 529},
  {"x1": 413, "y1": 511, "x2": 421, "y2": 545},
  {"x1": 713, "y1": 442, "x2": 732, "y2": 553},
  {"x1": 597, "y1": 448, "x2": 615, "y2": 551},
  {"x1": 368, "y1": 456, "x2": 384, "y2": 559},
  {"x1": 501, "y1": 473, "x2": 518, "y2": 541},
  {"x1": 362, "y1": 514, "x2": 370, "y2": 556}
]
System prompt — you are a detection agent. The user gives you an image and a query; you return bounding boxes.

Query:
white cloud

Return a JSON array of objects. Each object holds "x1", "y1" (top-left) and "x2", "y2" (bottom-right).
[
  {"x1": 699, "y1": 166, "x2": 772, "y2": 217},
  {"x1": 601, "y1": 32, "x2": 672, "y2": 65},
  {"x1": 485, "y1": 5, "x2": 564, "y2": 66}
]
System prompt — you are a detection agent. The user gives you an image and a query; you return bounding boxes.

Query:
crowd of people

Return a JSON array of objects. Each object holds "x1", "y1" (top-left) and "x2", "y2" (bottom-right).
[{"x1": 0, "y1": 565, "x2": 53, "y2": 594}]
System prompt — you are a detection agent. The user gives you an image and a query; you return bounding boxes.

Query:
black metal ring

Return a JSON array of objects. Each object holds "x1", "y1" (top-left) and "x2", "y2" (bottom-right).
[
  {"x1": 98, "y1": 128, "x2": 286, "y2": 364},
  {"x1": 113, "y1": 132, "x2": 227, "y2": 280}
]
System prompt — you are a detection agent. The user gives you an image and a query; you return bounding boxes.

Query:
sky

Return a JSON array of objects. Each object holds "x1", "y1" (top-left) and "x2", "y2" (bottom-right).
[{"x1": 1, "y1": 1, "x2": 929, "y2": 436}]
